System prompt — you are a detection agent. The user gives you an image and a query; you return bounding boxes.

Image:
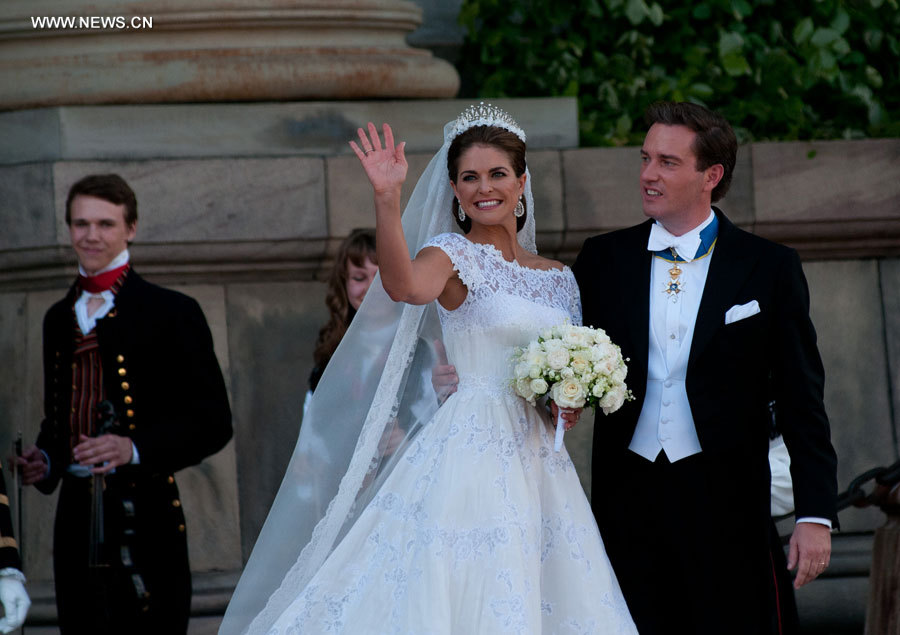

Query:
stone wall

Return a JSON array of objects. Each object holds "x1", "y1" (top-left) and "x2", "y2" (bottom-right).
[{"x1": 1, "y1": 97, "x2": 898, "y2": 631}]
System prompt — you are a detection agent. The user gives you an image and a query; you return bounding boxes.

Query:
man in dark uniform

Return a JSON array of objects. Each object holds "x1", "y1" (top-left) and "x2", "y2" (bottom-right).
[
  {"x1": 0, "y1": 464, "x2": 29, "y2": 633},
  {"x1": 17, "y1": 174, "x2": 233, "y2": 634}
]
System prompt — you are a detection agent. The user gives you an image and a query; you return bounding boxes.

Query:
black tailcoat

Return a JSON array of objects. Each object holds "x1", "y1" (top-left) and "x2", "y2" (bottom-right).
[
  {"x1": 35, "y1": 271, "x2": 232, "y2": 634},
  {"x1": 573, "y1": 210, "x2": 838, "y2": 634},
  {"x1": 0, "y1": 467, "x2": 21, "y2": 573}
]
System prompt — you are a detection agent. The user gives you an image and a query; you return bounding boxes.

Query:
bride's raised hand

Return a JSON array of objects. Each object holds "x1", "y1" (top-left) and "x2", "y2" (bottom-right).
[{"x1": 350, "y1": 122, "x2": 408, "y2": 195}]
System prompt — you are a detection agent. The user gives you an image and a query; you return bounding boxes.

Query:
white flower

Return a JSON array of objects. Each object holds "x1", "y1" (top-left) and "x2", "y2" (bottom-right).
[
  {"x1": 530, "y1": 378, "x2": 549, "y2": 395},
  {"x1": 600, "y1": 385, "x2": 627, "y2": 414},
  {"x1": 570, "y1": 351, "x2": 591, "y2": 375},
  {"x1": 547, "y1": 348, "x2": 569, "y2": 370},
  {"x1": 514, "y1": 362, "x2": 531, "y2": 380},
  {"x1": 551, "y1": 378, "x2": 587, "y2": 408},
  {"x1": 525, "y1": 349, "x2": 546, "y2": 369},
  {"x1": 516, "y1": 377, "x2": 536, "y2": 403},
  {"x1": 563, "y1": 329, "x2": 588, "y2": 348},
  {"x1": 561, "y1": 367, "x2": 575, "y2": 379}
]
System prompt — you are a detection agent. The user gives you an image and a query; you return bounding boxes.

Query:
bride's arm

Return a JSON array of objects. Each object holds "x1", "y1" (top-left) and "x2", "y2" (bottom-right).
[{"x1": 351, "y1": 122, "x2": 455, "y2": 305}]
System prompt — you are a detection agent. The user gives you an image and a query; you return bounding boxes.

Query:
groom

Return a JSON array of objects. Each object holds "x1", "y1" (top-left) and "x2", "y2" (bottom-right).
[{"x1": 572, "y1": 102, "x2": 838, "y2": 634}]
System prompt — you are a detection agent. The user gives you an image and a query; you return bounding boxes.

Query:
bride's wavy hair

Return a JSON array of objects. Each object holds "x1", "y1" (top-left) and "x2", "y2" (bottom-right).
[
  {"x1": 447, "y1": 125, "x2": 528, "y2": 234},
  {"x1": 313, "y1": 228, "x2": 377, "y2": 370}
]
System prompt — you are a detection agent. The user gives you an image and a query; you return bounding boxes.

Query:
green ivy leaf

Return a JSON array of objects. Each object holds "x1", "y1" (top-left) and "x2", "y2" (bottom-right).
[
  {"x1": 719, "y1": 30, "x2": 745, "y2": 55},
  {"x1": 722, "y1": 52, "x2": 753, "y2": 76},
  {"x1": 793, "y1": 17, "x2": 814, "y2": 45},
  {"x1": 625, "y1": 0, "x2": 648, "y2": 25},
  {"x1": 831, "y1": 37, "x2": 851, "y2": 57},
  {"x1": 562, "y1": 79, "x2": 579, "y2": 97},
  {"x1": 648, "y1": 3, "x2": 664, "y2": 26},
  {"x1": 866, "y1": 65, "x2": 884, "y2": 88},
  {"x1": 732, "y1": 0, "x2": 753, "y2": 19},
  {"x1": 690, "y1": 82, "x2": 715, "y2": 97},
  {"x1": 811, "y1": 27, "x2": 840, "y2": 47},
  {"x1": 864, "y1": 29, "x2": 883, "y2": 51},
  {"x1": 831, "y1": 9, "x2": 850, "y2": 34},
  {"x1": 615, "y1": 113, "x2": 632, "y2": 137}
]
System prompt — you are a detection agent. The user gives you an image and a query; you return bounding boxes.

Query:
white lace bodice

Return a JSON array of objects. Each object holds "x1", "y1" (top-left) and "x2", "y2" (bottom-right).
[{"x1": 424, "y1": 233, "x2": 582, "y2": 392}]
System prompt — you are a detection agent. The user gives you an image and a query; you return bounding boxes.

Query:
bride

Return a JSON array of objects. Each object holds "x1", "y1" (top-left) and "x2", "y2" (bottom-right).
[{"x1": 220, "y1": 105, "x2": 637, "y2": 634}]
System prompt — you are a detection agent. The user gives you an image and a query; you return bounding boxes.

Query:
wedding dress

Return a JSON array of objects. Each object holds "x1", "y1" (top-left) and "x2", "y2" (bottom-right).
[{"x1": 263, "y1": 232, "x2": 637, "y2": 634}]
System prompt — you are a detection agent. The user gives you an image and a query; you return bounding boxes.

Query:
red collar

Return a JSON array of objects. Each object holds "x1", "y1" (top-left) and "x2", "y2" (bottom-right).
[{"x1": 78, "y1": 263, "x2": 130, "y2": 293}]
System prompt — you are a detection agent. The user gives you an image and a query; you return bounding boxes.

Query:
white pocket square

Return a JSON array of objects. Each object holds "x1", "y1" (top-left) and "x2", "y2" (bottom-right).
[{"x1": 725, "y1": 300, "x2": 760, "y2": 325}]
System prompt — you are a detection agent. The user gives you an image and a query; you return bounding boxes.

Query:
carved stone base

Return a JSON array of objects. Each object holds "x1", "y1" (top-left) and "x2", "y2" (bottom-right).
[{"x1": 0, "y1": 0, "x2": 459, "y2": 109}]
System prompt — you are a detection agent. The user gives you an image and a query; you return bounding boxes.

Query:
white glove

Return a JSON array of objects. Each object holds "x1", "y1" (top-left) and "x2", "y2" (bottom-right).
[{"x1": 0, "y1": 576, "x2": 30, "y2": 633}]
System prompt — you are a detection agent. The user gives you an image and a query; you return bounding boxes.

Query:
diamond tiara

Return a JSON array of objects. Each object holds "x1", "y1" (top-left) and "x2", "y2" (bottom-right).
[{"x1": 446, "y1": 102, "x2": 526, "y2": 143}]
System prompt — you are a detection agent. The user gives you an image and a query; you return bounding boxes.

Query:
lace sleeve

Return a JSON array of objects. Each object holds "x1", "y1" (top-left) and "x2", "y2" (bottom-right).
[
  {"x1": 564, "y1": 269, "x2": 583, "y2": 326},
  {"x1": 421, "y1": 233, "x2": 486, "y2": 290}
]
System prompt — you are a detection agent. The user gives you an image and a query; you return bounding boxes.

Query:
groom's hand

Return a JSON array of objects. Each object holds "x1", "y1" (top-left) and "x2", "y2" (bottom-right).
[{"x1": 787, "y1": 522, "x2": 831, "y2": 588}]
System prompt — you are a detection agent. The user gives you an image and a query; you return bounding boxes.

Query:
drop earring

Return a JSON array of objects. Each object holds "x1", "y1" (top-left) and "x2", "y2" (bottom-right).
[
  {"x1": 457, "y1": 199, "x2": 466, "y2": 222},
  {"x1": 514, "y1": 198, "x2": 525, "y2": 217}
]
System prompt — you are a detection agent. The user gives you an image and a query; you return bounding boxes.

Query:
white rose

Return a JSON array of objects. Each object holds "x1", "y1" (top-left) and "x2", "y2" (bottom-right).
[
  {"x1": 546, "y1": 348, "x2": 569, "y2": 370},
  {"x1": 600, "y1": 385, "x2": 626, "y2": 414},
  {"x1": 563, "y1": 330, "x2": 587, "y2": 348},
  {"x1": 611, "y1": 367, "x2": 627, "y2": 384},
  {"x1": 593, "y1": 329, "x2": 611, "y2": 345},
  {"x1": 561, "y1": 367, "x2": 575, "y2": 379},
  {"x1": 526, "y1": 350, "x2": 546, "y2": 370},
  {"x1": 551, "y1": 378, "x2": 586, "y2": 408},
  {"x1": 570, "y1": 352, "x2": 590, "y2": 375},
  {"x1": 514, "y1": 362, "x2": 531, "y2": 380},
  {"x1": 516, "y1": 377, "x2": 536, "y2": 403},
  {"x1": 543, "y1": 338, "x2": 564, "y2": 352},
  {"x1": 530, "y1": 378, "x2": 549, "y2": 395},
  {"x1": 529, "y1": 365, "x2": 542, "y2": 379}
]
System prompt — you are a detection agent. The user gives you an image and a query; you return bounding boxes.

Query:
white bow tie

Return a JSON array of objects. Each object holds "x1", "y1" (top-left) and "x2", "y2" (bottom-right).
[{"x1": 647, "y1": 223, "x2": 702, "y2": 262}]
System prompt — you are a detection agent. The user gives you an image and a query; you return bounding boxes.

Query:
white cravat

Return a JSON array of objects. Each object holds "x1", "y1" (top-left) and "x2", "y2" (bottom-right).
[
  {"x1": 647, "y1": 222, "x2": 703, "y2": 262},
  {"x1": 74, "y1": 249, "x2": 129, "y2": 335}
]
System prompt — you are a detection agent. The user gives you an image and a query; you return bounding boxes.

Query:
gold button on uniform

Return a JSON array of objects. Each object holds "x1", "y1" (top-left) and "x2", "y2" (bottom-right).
[
  {"x1": 167, "y1": 476, "x2": 175, "y2": 484},
  {"x1": 121, "y1": 382, "x2": 129, "y2": 390},
  {"x1": 172, "y1": 499, "x2": 181, "y2": 508},
  {"x1": 124, "y1": 396, "x2": 133, "y2": 404},
  {"x1": 118, "y1": 368, "x2": 127, "y2": 376},
  {"x1": 128, "y1": 423, "x2": 136, "y2": 430},
  {"x1": 116, "y1": 355, "x2": 124, "y2": 363},
  {"x1": 126, "y1": 409, "x2": 134, "y2": 418},
  {"x1": 178, "y1": 524, "x2": 186, "y2": 532}
]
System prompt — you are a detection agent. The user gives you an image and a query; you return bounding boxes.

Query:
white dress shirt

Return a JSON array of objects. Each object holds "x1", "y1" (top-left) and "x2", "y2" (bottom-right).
[{"x1": 630, "y1": 211, "x2": 716, "y2": 462}]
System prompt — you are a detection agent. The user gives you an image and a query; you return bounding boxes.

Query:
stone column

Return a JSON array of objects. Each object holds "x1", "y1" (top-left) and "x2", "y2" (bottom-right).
[{"x1": 0, "y1": 0, "x2": 459, "y2": 109}]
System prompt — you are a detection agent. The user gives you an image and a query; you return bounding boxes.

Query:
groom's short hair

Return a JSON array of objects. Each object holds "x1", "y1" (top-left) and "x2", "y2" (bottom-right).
[{"x1": 645, "y1": 102, "x2": 737, "y2": 203}]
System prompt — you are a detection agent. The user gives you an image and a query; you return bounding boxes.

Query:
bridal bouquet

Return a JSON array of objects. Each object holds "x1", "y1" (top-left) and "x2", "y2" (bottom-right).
[{"x1": 511, "y1": 324, "x2": 632, "y2": 451}]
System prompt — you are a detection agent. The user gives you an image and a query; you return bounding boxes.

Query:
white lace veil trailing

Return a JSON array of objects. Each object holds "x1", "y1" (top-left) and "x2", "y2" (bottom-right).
[{"x1": 219, "y1": 105, "x2": 537, "y2": 635}]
